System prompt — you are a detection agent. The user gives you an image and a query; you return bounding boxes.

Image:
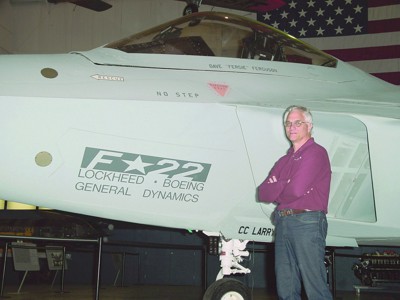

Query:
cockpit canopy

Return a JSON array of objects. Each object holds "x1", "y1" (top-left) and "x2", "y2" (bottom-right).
[{"x1": 105, "y1": 12, "x2": 337, "y2": 68}]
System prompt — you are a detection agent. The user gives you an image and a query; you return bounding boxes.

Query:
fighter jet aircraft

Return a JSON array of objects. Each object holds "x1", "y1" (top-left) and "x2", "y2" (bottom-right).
[{"x1": 0, "y1": 11, "x2": 399, "y2": 299}]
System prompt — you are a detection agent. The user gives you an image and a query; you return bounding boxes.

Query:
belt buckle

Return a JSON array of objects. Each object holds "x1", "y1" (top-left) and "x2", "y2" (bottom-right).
[{"x1": 279, "y1": 209, "x2": 293, "y2": 217}]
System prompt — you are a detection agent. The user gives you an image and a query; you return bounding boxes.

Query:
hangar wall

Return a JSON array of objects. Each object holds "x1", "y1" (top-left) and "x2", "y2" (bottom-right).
[
  {"x1": 0, "y1": 0, "x2": 254, "y2": 54},
  {"x1": 0, "y1": 0, "x2": 188, "y2": 54}
]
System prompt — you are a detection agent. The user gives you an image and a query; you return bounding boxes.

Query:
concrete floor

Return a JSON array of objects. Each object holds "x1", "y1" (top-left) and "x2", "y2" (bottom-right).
[{"x1": 1, "y1": 284, "x2": 400, "y2": 300}]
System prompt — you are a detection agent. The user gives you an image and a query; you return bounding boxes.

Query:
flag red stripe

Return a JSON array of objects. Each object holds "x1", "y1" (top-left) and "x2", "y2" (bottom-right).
[
  {"x1": 325, "y1": 45, "x2": 400, "y2": 61},
  {"x1": 368, "y1": 0, "x2": 399, "y2": 8},
  {"x1": 368, "y1": 18, "x2": 400, "y2": 34},
  {"x1": 371, "y1": 72, "x2": 400, "y2": 85}
]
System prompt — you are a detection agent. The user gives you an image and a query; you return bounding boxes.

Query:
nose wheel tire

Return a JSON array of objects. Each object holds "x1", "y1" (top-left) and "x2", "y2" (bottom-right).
[{"x1": 203, "y1": 278, "x2": 250, "y2": 300}]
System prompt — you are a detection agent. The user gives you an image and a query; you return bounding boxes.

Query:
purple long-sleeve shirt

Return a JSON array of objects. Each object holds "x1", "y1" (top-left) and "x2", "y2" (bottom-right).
[{"x1": 258, "y1": 138, "x2": 331, "y2": 213}]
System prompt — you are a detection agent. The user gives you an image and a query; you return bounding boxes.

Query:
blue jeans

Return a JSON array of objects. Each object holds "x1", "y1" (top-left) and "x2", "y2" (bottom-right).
[{"x1": 274, "y1": 211, "x2": 332, "y2": 300}]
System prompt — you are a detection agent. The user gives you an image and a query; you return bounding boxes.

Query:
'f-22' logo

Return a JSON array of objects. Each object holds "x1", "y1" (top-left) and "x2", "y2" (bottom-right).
[{"x1": 81, "y1": 147, "x2": 211, "y2": 182}]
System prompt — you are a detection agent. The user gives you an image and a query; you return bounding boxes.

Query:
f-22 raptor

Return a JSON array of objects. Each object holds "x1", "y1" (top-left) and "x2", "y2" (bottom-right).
[{"x1": 0, "y1": 11, "x2": 399, "y2": 299}]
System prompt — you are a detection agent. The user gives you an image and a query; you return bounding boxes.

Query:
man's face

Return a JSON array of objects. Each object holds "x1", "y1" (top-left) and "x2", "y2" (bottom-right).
[{"x1": 284, "y1": 109, "x2": 312, "y2": 144}]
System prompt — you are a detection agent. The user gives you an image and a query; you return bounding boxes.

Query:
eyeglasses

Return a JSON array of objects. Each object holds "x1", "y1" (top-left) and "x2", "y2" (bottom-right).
[{"x1": 284, "y1": 120, "x2": 309, "y2": 128}]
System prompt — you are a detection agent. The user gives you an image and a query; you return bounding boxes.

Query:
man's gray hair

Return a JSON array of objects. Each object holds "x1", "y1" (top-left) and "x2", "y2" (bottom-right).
[{"x1": 283, "y1": 105, "x2": 313, "y2": 124}]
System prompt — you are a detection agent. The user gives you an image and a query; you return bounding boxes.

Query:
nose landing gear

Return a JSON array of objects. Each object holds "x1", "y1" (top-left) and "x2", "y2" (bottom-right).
[{"x1": 203, "y1": 236, "x2": 252, "y2": 300}]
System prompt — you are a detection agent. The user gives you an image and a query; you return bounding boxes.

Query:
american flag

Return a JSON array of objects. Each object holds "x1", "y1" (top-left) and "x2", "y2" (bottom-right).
[{"x1": 257, "y1": 0, "x2": 400, "y2": 85}]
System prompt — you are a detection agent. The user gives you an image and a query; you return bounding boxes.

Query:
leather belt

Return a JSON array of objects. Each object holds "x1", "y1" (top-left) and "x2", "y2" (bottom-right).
[{"x1": 277, "y1": 209, "x2": 307, "y2": 217}]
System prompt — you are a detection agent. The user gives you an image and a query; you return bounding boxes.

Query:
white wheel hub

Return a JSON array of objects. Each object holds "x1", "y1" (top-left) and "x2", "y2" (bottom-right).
[{"x1": 220, "y1": 291, "x2": 245, "y2": 300}]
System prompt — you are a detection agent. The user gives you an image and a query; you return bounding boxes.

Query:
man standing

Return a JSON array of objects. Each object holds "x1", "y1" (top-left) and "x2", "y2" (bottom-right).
[{"x1": 258, "y1": 106, "x2": 332, "y2": 300}]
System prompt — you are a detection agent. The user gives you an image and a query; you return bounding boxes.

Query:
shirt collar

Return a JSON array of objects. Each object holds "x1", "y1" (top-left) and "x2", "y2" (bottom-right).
[{"x1": 288, "y1": 137, "x2": 315, "y2": 156}]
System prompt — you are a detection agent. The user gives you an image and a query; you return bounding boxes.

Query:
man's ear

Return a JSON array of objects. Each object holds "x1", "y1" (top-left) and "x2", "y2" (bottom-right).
[{"x1": 308, "y1": 123, "x2": 313, "y2": 133}]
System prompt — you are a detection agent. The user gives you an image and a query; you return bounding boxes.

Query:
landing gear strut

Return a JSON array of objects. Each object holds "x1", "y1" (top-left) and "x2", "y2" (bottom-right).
[{"x1": 203, "y1": 236, "x2": 251, "y2": 300}]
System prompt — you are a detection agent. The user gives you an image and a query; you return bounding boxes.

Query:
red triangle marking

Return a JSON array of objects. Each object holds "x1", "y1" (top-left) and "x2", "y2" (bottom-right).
[{"x1": 208, "y1": 83, "x2": 229, "y2": 96}]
